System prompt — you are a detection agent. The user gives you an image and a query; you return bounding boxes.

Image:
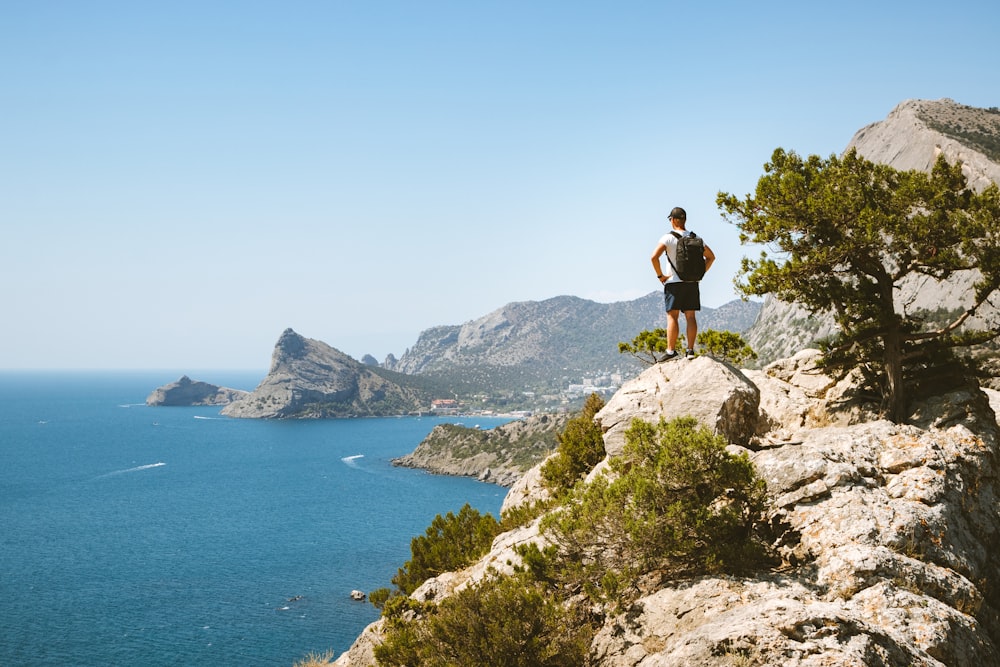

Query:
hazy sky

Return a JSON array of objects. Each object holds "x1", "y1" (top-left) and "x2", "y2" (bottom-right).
[{"x1": 3, "y1": 1, "x2": 998, "y2": 370}]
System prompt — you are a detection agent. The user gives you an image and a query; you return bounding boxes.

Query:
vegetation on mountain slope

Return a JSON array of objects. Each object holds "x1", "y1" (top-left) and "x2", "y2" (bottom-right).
[
  {"x1": 527, "y1": 416, "x2": 771, "y2": 607},
  {"x1": 389, "y1": 504, "x2": 501, "y2": 597},
  {"x1": 539, "y1": 393, "x2": 606, "y2": 496},
  {"x1": 919, "y1": 101, "x2": 1000, "y2": 164}
]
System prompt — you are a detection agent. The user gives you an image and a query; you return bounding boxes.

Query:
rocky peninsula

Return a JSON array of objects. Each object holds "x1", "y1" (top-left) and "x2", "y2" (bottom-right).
[
  {"x1": 221, "y1": 329, "x2": 429, "y2": 419},
  {"x1": 392, "y1": 412, "x2": 569, "y2": 487}
]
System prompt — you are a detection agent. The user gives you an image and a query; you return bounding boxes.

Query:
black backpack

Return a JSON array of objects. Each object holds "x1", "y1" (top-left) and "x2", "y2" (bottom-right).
[{"x1": 666, "y1": 231, "x2": 706, "y2": 282}]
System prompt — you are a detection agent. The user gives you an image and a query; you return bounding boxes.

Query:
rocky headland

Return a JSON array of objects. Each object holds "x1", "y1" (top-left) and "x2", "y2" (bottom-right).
[
  {"x1": 392, "y1": 412, "x2": 570, "y2": 487},
  {"x1": 332, "y1": 351, "x2": 1000, "y2": 666},
  {"x1": 221, "y1": 329, "x2": 430, "y2": 419},
  {"x1": 145, "y1": 375, "x2": 249, "y2": 406}
]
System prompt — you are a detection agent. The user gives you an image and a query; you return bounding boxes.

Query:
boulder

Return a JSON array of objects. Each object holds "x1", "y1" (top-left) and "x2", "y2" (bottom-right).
[
  {"x1": 594, "y1": 356, "x2": 759, "y2": 454},
  {"x1": 331, "y1": 619, "x2": 385, "y2": 667}
]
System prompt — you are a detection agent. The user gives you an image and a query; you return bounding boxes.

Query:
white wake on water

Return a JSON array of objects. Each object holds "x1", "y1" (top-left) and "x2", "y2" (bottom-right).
[
  {"x1": 99, "y1": 462, "x2": 166, "y2": 478},
  {"x1": 341, "y1": 454, "x2": 364, "y2": 467}
]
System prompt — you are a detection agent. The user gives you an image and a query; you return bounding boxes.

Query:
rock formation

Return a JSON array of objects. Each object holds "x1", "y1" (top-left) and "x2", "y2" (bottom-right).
[
  {"x1": 221, "y1": 329, "x2": 428, "y2": 419},
  {"x1": 392, "y1": 413, "x2": 570, "y2": 487},
  {"x1": 848, "y1": 98, "x2": 1000, "y2": 191},
  {"x1": 145, "y1": 375, "x2": 248, "y2": 406},
  {"x1": 331, "y1": 352, "x2": 1000, "y2": 666}
]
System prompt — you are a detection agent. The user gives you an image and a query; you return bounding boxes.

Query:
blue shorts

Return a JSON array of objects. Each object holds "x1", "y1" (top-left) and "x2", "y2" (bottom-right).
[{"x1": 664, "y1": 282, "x2": 701, "y2": 312}]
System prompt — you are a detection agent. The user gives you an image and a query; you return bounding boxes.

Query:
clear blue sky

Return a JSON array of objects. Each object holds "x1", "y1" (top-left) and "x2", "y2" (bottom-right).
[{"x1": 2, "y1": 1, "x2": 998, "y2": 370}]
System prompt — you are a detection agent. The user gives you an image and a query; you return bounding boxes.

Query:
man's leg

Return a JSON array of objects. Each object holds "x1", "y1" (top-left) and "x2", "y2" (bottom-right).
[
  {"x1": 666, "y1": 310, "x2": 681, "y2": 352},
  {"x1": 684, "y1": 310, "x2": 697, "y2": 352}
]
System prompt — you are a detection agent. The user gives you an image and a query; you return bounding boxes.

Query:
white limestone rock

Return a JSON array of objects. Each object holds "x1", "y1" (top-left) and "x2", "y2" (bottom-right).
[{"x1": 594, "y1": 356, "x2": 760, "y2": 454}]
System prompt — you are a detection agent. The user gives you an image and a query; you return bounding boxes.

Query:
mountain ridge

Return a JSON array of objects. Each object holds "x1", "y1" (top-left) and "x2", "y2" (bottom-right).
[{"x1": 384, "y1": 292, "x2": 761, "y2": 395}]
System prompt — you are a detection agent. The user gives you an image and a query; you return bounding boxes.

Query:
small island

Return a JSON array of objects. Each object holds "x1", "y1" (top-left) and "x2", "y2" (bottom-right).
[{"x1": 146, "y1": 375, "x2": 250, "y2": 407}]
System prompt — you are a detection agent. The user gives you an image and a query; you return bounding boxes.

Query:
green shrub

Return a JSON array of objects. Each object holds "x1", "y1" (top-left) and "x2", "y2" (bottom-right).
[
  {"x1": 618, "y1": 328, "x2": 677, "y2": 364},
  {"x1": 620, "y1": 328, "x2": 757, "y2": 366},
  {"x1": 498, "y1": 498, "x2": 554, "y2": 532},
  {"x1": 367, "y1": 587, "x2": 393, "y2": 610},
  {"x1": 374, "y1": 570, "x2": 594, "y2": 667},
  {"x1": 537, "y1": 416, "x2": 771, "y2": 605},
  {"x1": 698, "y1": 328, "x2": 757, "y2": 366},
  {"x1": 391, "y1": 504, "x2": 501, "y2": 595},
  {"x1": 540, "y1": 393, "x2": 606, "y2": 495}
]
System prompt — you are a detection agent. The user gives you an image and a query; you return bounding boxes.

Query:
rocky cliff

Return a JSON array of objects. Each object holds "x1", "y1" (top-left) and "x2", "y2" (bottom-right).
[
  {"x1": 146, "y1": 375, "x2": 248, "y2": 406},
  {"x1": 221, "y1": 329, "x2": 431, "y2": 419},
  {"x1": 849, "y1": 98, "x2": 1000, "y2": 189},
  {"x1": 392, "y1": 413, "x2": 570, "y2": 487},
  {"x1": 332, "y1": 352, "x2": 1000, "y2": 666},
  {"x1": 744, "y1": 98, "x2": 1000, "y2": 364}
]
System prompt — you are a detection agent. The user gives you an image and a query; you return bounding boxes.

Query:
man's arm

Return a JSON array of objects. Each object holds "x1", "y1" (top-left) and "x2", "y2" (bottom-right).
[
  {"x1": 651, "y1": 243, "x2": 667, "y2": 281},
  {"x1": 703, "y1": 244, "x2": 716, "y2": 273}
]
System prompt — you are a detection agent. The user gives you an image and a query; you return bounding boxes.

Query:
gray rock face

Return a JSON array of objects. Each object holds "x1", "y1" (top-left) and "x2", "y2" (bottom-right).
[
  {"x1": 145, "y1": 375, "x2": 248, "y2": 406},
  {"x1": 847, "y1": 98, "x2": 1000, "y2": 192},
  {"x1": 333, "y1": 353, "x2": 1000, "y2": 666},
  {"x1": 221, "y1": 329, "x2": 426, "y2": 419}
]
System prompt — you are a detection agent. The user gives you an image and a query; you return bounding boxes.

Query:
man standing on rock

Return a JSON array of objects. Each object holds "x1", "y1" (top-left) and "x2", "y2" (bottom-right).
[{"x1": 650, "y1": 206, "x2": 715, "y2": 360}]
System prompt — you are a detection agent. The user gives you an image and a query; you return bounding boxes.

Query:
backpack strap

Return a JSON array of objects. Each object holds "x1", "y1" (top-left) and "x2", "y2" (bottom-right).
[
  {"x1": 665, "y1": 231, "x2": 681, "y2": 276},
  {"x1": 665, "y1": 254, "x2": 678, "y2": 275}
]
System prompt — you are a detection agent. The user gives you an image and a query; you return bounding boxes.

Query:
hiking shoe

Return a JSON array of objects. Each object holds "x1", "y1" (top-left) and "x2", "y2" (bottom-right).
[
  {"x1": 660, "y1": 350, "x2": 679, "y2": 362},
  {"x1": 685, "y1": 349, "x2": 695, "y2": 359}
]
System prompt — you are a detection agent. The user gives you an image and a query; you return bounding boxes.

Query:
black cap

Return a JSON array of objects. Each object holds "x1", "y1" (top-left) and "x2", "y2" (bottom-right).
[{"x1": 668, "y1": 207, "x2": 687, "y2": 221}]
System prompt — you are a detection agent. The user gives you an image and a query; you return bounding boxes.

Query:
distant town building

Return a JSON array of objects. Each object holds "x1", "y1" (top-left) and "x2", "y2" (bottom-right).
[{"x1": 431, "y1": 399, "x2": 460, "y2": 415}]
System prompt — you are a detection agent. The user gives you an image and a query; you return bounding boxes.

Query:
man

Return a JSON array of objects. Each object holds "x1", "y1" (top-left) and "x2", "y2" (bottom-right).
[{"x1": 650, "y1": 206, "x2": 715, "y2": 360}]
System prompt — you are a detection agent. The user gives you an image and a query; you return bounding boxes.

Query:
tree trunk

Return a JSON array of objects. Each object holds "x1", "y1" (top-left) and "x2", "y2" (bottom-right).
[{"x1": 884, "y1": 325, "x2": 906, "y2": 423}]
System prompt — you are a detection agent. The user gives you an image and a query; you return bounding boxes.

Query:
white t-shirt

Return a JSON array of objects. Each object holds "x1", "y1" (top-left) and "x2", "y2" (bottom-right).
[{"x1": 658, "y1": 230, "x2": 692, "y2": 284}]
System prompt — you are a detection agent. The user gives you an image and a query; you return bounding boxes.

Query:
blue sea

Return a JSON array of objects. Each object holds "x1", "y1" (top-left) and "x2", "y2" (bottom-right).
[{"x1": 0, "y1": 372, "x2": 512, "y2": 666}]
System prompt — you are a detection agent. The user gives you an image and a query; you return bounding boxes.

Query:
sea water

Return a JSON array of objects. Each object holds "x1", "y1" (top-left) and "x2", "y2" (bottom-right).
[{"x1": 0, "y1": 371, "x2": 511, "y2": 666}]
